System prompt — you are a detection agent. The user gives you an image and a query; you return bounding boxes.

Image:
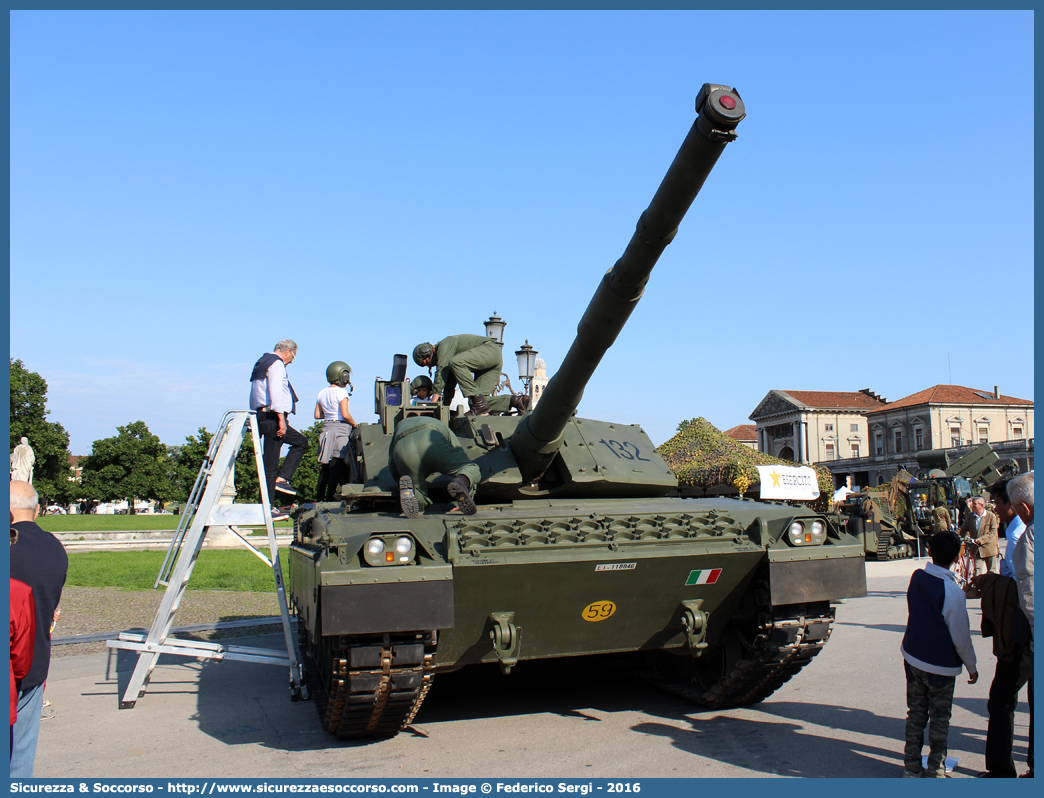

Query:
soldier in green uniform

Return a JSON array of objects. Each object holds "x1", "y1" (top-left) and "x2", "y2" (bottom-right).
[
  {"x1": 931, "y1": 501, "x2": 952, "y2": 533},
  {"x1": 413, "y1": 334, "x2": 529, "y2": 416},
  {"x1": 389, "y1": 415, "x2": 481, "y2": 518}
]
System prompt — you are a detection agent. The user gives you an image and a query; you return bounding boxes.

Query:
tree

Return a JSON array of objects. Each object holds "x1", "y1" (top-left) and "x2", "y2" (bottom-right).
[
  {"x1": 170, "y1": 427, "x2": 214, "y2": 503},
  {"x1": 290, "y1": 421, "x2": 323, "y2": 502},
  {"x1": 9, "y1": 358, "x2": 73, "y2": 504},
  {"x1": 80, "y1": 421, "x2": 174, "y2": 512},
  {"x1": 234, "y1": 431, "x2": 262, "y2": 503}
]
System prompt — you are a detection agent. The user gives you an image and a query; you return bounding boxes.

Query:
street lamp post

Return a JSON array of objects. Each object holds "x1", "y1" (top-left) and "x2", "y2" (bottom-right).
[
  {"x1": 515, "y1": 340, "x2": 538, "y2": 398},
  {"x1": 483, "y1": 312, "x2": 506, "y2": 346}
]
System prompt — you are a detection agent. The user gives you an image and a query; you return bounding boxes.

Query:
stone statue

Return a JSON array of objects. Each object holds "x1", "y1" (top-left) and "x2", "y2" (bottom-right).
[{"x1": 10, "y1": 437, "x2": 35, "y2": 484}]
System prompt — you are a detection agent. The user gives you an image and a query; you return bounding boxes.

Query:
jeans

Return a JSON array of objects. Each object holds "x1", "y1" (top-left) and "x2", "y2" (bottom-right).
[
  {"x1": 904, "y1": 661, "x2": 956, "y2": 777},
  {"x1": 11, "y1": 682, "x2": 43, "y2": 777}
]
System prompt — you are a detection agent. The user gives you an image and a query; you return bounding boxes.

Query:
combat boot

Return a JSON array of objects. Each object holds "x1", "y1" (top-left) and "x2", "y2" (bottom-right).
[
  {"x1": 447, "y1": 475, "x2": 477, "y2": 515},
  {"x1": 399, "y1": 475, "x2": 420, "y2": 519},
  {"x1": 510, "y1": 394, "x2": 531, "y2": 414},
  {"x1": 465, "y1": 395, "x2": 491, "y2": 417}
]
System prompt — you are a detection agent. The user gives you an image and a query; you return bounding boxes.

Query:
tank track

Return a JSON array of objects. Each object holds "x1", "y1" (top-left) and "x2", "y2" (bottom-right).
[
  {"x1": 877, "y1": 529, "x2": 891, "y2": 560},
  {"x1": 637, "y1": 596, "x2": 834, "y2": 710},
  {"x1": 308, "y1": 630, "x2": 437, "y2": 739}
]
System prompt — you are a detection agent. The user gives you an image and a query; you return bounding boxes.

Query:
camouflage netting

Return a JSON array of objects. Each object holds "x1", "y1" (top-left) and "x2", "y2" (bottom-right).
[
  {"x1": 865, "y1": 468, "x2": 913, "y2": 520},
  {"x1": 656, "y1": 417, "x2": 834, "y2": 512}
]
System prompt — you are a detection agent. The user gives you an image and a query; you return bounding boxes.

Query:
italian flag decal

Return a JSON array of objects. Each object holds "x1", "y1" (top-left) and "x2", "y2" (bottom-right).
[{"x1": 685, "y1": 568, "x2": 722, "y2": 586}]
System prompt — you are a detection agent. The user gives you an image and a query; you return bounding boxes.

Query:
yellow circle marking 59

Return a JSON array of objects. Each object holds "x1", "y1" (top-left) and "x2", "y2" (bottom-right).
[{"x1": 582, "y1": 601, "x2": 617, "y2": 622}]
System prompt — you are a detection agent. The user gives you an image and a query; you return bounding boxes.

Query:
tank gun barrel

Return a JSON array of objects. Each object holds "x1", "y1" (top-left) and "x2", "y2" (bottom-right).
[{"x1": 509, "y1": 84, "x2": 746, "y2": 482}]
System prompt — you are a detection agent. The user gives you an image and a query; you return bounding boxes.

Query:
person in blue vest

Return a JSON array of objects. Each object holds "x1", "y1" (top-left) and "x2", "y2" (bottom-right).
[{"x1": 900, "y1": 530, "x2": 978, "y2": 777}]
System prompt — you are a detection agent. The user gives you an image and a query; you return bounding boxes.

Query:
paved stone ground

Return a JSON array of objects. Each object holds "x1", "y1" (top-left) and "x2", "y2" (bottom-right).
[{"x1": 34, "y1": 555, "x2": 1032, "y2": 779}]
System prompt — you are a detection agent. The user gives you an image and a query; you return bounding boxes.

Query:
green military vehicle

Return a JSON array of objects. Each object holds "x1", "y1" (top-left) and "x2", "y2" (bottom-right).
[
  {"x1": 287, "y1": 84, "x2": 868, "y2": 740},
  {"x1": 836, "y1": 443, "x2": 1019, "y2": 559}
]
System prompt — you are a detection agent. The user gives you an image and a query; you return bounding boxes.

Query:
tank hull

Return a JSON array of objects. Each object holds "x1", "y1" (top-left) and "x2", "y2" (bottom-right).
[{"x1": 288, "y1": 495, "x2": 866, "y2": 736}]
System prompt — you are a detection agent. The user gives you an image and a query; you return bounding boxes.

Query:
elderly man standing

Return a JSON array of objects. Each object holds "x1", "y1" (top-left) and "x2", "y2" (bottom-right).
[
  {"x1": 1008, "y1": 473, "x2": 1034, "y2": 629},
  {"x1": 971, "y1": 477, "x2": 1033, "y2": 778},
  {"x1": 249, "y1": 339, "x2": 307, "y2": 521},
  {"x1": 961, "y1": 495, "x2": 1000, "y2": 575},
  {"x1": 1007, "y1": 471, "x2": 1035, "y2": 778},
  {"x1": 9, "y1": 480, "x2": 68, "y2": 777}
]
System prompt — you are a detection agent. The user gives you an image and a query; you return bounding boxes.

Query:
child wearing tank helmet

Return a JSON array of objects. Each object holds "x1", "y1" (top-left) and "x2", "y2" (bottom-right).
[
  {"x1": 410, "y1": 375, "x2": 435, "y2": 404},
  {"x1": 314, "y1": 361, "x2": 357, "y2": 502}
]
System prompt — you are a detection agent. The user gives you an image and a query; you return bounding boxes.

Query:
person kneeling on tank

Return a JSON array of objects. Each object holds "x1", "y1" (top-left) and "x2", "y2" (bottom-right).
[
  {"x1": 412, "y1": 335, "x2": 529, "y2": 417},
  {"x1": 388, "y1": 415, "x2": 480, "y2": 518}
]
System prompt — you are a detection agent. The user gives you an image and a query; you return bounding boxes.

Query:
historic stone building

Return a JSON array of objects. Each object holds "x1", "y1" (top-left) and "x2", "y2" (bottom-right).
[
  {"x1": 820, "y1": 384, "x2": 1034, "y2": 489},
  {"x1": 723, "y1": 424, "x2": 757, "y2": 450},
  {"x1": 748, "y1": 389, "x2": 889, "y2": 464}
]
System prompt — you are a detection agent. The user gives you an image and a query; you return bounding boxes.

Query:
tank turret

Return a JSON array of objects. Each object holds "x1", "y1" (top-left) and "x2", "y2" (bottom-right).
[{"x1": 510, "y1": 83, "x2": 746, "y2": 482}]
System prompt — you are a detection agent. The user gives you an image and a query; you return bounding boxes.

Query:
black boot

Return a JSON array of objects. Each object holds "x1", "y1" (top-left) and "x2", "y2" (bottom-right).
[
  {"x1": 510, "y1": 394, "x2": 531, "y2": 414},
  {"x1": 398, "y1": 475, "x2": 420, "y2": 519},
  {"x1": 447, "y1": 475, "x2": 477, "y2": 515},
  {"x1": 465, "y1": 395, "x2": 491, "y2": 417}
]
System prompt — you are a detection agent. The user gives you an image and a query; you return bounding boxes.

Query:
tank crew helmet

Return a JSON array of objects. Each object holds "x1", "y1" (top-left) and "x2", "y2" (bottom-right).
[
  {"x1": 413, "y1": 343, "x2": 434, "y2": 367},
  {"x1": 326, "y1": 361, "x2": 353, "y2": 392},
  {"x1": 410, "y1": 375, "x2": 433, "y2": 396}
]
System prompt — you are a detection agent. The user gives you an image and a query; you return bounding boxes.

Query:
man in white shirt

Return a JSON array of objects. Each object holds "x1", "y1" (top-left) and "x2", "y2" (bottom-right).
[{"x1": 249, "y1": 339, "x2": 307, "y2": 518}]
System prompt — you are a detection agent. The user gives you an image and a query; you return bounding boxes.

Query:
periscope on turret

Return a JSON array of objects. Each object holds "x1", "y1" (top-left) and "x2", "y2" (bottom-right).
[{"x1": 286, "y1": 85, "x2": 867, "y2": 741}]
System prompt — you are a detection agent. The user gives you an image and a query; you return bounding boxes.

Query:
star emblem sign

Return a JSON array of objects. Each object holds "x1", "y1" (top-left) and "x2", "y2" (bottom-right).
[{"x1": 770, "y1": 469, "x2": 781, "y2": 487}]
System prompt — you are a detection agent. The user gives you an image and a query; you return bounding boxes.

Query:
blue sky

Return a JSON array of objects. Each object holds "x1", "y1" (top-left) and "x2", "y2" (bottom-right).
[{"x1": 10, "y1": 10, "x2": 1034, "y2": 455}]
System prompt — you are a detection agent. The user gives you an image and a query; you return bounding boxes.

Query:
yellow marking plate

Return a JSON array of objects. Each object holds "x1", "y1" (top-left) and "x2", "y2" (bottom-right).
[{"x1": 582, "y1": 601, "x2": 617, "y2": 622}]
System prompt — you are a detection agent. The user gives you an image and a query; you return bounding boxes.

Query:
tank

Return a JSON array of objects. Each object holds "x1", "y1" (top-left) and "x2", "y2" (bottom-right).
[{"x1": 287, "y1": 84, "x2": 868, "y2": 739}]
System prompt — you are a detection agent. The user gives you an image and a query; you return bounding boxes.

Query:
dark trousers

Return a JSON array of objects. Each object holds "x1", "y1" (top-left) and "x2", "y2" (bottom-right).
[
  {"x1": 985, "y1": 646, "x2": 1034, "y2": 777},
  {"x1": 316, "y1": 460, "x2": 347, "y2": 502},
  {"x1": 257, "y1": 411, "x2": 307, "y2": 504}
]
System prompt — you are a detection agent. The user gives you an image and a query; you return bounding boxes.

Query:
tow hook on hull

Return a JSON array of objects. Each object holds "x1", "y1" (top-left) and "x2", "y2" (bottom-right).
[
  {"x1": 679, "y1": 599, "x2": 710, "y2": 655},
  {"x1": 489, "y1": 612, "x2": 521, "y2": 674}
]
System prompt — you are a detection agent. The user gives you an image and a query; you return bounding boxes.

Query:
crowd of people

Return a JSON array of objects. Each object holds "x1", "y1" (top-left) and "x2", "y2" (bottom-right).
[
  {"x1": 901, "y1": 472, "x2": 1034, "y2": 778},
  {"x1": 247, "y1": 334, "x2": 528, "y2": 519}
]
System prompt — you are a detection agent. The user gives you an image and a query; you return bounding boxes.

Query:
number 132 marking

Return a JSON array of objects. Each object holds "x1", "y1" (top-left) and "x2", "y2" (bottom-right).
[{"x1": 599, "y1": 439, "x2": 650, "y2": 461}]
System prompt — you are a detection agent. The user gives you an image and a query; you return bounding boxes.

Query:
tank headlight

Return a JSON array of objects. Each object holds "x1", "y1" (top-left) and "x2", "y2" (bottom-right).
[
  {"x1": 787, "y1": 519, "x2": 827, "y2": 546},
  {"x1": 363, "y1": 534, "x2": 416, "y2": 566},
  {"x1": 788, "y1": 522, "x2": 805, "y2": 545},
  {"x1": 365, "y1": 539, "x2": 386, "y2": 557}
]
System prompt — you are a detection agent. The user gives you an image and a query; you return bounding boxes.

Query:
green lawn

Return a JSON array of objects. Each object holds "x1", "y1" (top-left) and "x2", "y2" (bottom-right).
[
  {"x1": 36, "y1": 514, "x2": 292, "y2": 532},
  {"x1": 67, "y1": 549, "x2": 291, "y2": 591}
]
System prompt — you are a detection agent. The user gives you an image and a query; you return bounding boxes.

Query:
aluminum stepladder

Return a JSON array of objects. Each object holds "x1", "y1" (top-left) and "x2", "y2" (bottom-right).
[{"x1": 108, "y1": 409, "x2": 309, "y2": 708}]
